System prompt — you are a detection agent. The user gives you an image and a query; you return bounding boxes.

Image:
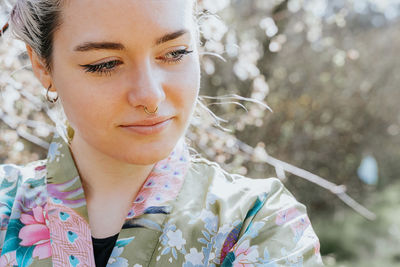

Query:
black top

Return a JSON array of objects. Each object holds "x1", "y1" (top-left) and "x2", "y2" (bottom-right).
[{"x1": 92, "y1": 233, "x2": 119, "y2": 267}]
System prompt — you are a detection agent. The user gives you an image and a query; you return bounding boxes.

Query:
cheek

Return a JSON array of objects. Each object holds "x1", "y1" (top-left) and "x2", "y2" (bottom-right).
[
  {"x1": 52, "y1": 54, "x2": 119, "y2": 130},
  {"x1": 59, "y1": 91, "x2": 97, "y2": 133},
  {"x1": 169, "y1": 58, "x2": 200, "y2": 110},
  {"x1": 54, "y1": 53, "x2": 200, "y2": 135},
  {"x1": 55, "y1": 78, "x2": 116, "y2": 133}
]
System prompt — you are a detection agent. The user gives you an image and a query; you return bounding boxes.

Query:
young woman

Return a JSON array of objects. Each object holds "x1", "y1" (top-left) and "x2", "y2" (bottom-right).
[{"x1": 0, "y1": 0, "x2": 323, "y2": 266}]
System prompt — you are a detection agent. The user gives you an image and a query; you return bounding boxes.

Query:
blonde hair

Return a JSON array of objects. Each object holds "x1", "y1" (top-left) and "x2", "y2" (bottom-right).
[{"x1": 9, "y1": 0, "x2": 64, "y2": 72}]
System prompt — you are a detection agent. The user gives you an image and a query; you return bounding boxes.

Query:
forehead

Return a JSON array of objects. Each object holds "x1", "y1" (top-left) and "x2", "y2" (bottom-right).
[{"x1": 57, "y1": 0, "x2": 194, "y2": 49}]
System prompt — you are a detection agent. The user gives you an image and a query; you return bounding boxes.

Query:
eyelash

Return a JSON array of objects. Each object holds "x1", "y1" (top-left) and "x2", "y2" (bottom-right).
[{"x1": 80, "y1": 49, "x2": 193, "y2": 76}]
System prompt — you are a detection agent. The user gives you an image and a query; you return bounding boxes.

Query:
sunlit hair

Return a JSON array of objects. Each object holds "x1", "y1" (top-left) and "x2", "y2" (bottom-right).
[{"x1": 9, "y1": 0, "x2": 64, "y2": 72}]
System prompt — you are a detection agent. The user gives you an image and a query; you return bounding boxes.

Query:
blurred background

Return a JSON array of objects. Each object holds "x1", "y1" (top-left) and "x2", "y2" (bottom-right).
[{"x1": 1, "y1": 0, "x2": 399, "y2": 266}]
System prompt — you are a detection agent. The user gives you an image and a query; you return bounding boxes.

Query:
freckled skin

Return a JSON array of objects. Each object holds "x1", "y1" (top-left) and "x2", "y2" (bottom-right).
[{"x1": 51, "y1": 0, "x2": 200, "y2": 165}]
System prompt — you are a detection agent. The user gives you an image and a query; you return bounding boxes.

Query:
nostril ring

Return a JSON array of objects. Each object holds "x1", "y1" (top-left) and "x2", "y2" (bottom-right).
[{"x1": 144, "y1": 106, "x2": 158, "y2": 115}]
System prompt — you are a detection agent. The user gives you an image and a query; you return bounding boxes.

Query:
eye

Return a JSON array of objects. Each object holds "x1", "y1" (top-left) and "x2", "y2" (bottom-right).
[
  {"x1": 80, "y1": 60, "x2": 122, "y2": 76},
  {"x1": 157, "y1": 48, "x2": 193, "y2": 64}
]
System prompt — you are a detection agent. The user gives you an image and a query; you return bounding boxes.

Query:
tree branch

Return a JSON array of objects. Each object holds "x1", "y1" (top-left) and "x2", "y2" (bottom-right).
[
  {"x1": 235, "y1": 135, "x2": 377, "y2": 220},
  {"x1": 205, "y1": 126, "x2": 376, "y2": 221},
  {"x1": 0, "y1": 109, "x2": 50, "y2": 150}
]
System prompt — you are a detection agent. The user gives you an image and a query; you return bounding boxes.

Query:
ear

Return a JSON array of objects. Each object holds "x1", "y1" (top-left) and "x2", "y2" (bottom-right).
[{"x1": 26, "y1": 44, "x2": 54, "y2": 91}]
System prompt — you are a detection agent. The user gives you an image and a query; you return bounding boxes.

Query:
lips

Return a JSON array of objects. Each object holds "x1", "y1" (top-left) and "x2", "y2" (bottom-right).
[
  {"x1": 119, "y1": 116, "x2": 174, "y2": 135},
  {"x1": 120, "y1": 116, "x2": 173, "y2": 127}
]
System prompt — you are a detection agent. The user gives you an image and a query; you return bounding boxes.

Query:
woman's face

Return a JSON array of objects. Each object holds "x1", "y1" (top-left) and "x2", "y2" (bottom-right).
[{"x1": 49, "y1": 0, "x2": 200, "y2": 164}]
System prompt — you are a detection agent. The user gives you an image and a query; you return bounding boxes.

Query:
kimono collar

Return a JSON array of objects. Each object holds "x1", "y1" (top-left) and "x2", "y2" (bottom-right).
[
  {"x1": 45, "y1": 132, "x2": 191, "y2": 223},
  {"x1": 44, "y1": 133, "x2": 191, "y2": 266}
]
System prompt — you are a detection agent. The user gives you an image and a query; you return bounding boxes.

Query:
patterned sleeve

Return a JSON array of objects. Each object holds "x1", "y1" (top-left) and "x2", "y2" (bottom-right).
[
  {"x1": 220, "y1": 178, "x2": 324, "y2": 267},
  {"x1": 0, "y1": 164, "x2": 21, "y2": 252}
]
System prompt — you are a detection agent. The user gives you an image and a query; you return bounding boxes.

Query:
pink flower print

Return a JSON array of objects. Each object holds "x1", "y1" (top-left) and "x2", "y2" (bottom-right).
[
  {"x1": 276, "y1": 207, "x2": 312, "y2": 241},
  {"x1": 291, "y1": 216, "x2": 311, "y2": 234},
  {"x1": 275, "y1": 207, "x2": 302, "y2": 225},
  {"x1": 0, "y1": 251, "x2": 17, "y2": 266},
  {"x1": 19, "y1": 205, "x2": 52, "y2": 260},
  {"x1": 231, "y1": 240, "x2": 259, "y2": 267}
]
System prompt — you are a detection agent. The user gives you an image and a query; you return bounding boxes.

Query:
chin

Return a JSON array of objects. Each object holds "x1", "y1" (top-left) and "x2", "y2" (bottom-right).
[{"x1": 110, "y1": 143, "x2": 174, "y2": 165}]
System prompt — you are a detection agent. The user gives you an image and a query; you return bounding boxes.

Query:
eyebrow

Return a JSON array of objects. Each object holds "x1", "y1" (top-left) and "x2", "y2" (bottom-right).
[
  {"x1": 73, "y1": 29, "x2": 189, "y2": 52},
  {"x1": 155, "y1": 29, "x2": 188, "y2": 46}
]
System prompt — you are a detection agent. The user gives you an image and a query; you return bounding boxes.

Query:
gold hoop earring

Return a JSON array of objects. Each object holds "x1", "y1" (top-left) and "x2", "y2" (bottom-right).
[
  {"x1": 46, "y1": 84, "x2": 58, "y2": 103},
  {"x1": 144, "y1": 106, "x2": 158, "y2": 115}
]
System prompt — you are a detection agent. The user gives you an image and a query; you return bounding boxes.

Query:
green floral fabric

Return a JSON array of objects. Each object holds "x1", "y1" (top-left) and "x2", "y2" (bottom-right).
[{"x1": 0, "y1": 133, "x2": 323, "y2": 266}]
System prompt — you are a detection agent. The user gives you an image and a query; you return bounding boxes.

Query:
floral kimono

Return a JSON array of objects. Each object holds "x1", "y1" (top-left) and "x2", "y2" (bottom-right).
[{"x1": 0, "y1": 133, "x2": 323, "y2": 267}]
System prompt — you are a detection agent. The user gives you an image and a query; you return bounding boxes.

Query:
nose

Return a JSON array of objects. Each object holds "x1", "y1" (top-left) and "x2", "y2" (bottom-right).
[{"x1": 127, "y1": 60, "x2": 166, "y2": 112}]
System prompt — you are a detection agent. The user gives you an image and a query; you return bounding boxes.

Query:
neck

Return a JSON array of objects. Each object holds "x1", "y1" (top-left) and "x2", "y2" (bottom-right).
[{"x1": 69, "y1": 133, "x2": 155, "y2": 203}]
